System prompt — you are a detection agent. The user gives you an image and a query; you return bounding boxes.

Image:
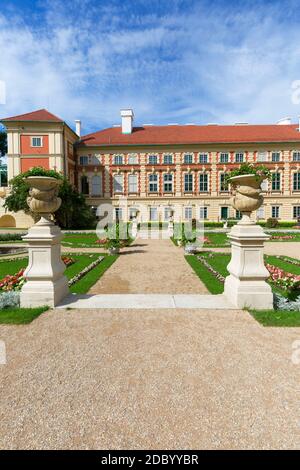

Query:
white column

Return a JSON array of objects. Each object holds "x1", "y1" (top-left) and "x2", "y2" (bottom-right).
[{"x1": 224, "y1": 223, "x2": 273, "y2": 309}]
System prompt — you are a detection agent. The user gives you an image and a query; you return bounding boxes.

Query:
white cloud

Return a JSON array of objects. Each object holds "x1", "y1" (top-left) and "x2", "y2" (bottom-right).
[{"x1": 0, "y1": 0, "x2": 300, "y2": 133}]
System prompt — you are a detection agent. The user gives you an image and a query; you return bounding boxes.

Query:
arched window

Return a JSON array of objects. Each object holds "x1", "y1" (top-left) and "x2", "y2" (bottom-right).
[
  {"x1": 81, "y1": 175, "x2": 89, "y2": 194},
  {"x1": 91, "y1": 175, "x2": 102, "y2": 196}
]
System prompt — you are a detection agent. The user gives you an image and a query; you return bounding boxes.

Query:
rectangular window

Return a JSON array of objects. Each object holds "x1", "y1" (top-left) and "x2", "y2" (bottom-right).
[
  {"x1": 163, "y1": 173, "x2": 173, "y2": 193},
  {"x1": 271, "y1": 152, "x2": 280, "y2": 162},
  {"x1": 220, "y1": 153, "x2": 229, "y2": 163},
  {"x1": 164, "y1": 207, "x2": 173, "y2": 221},
  {"x1": 235, "y1": 152, "x2": 244, "y2": 163},
  {"x1": 149, "y1": 174, "x2": 158, "y2": 192},
  {"x1": 293, "y1": 152, "x2": 300, "y2": 162},
  {"x1": 184, "y1": 173, "x2": 193, "y2": 192},
  {"x1": 150, "y1": 207, "x2": 158, "y2": 221},
  {"x1": 79, "y1": 156, "x2": 88, "y2": 165},
  {"x1": 236, "y1": 210, "x2": 242, "y2": 220},
  {"x1": 272, "y1": 172, "x2": 281, "y2": 191},
  {"x1": 257, "y1": 206, "x2": 265, "y2": 219},
  {"x1": 221, "y1": 207, "x2": 228, "y2": 219},
  {"x1": 199, "y1": 153, "x2": 208, "y2": 164},
  {"x1": 293, "y1": 206, "x2": 300, "y2": 218},
  {"x1": 220, "y1": 173, "x2": 228, "y2": 192},
  {"x1": 183, "y1": 154, "x2": 193, "y2": 164},
  {"x1": 199, "y1": 206, "x2": 208, "y2": 219},
  {"x1": 261, "y1": 179, "x2": 268, "y2": 191},
  {"x1": 128, "y1": 154, "x2": 138, "y2": 164},
  {"x1": 115, "y1": 207, "x2": 123, "y2": 221},
  {"x1": 257, "y1": 151, "x2": 268, "y2": 162},
  {"x1": 114, "y1": 155, "x2": 123, "y2": 165},
  {"x1": 293, "y1": 172, "x2": 300, "y2": 190},
  {"x1": 199, "y1": 173, "x2": 208, "y2": 192},
  {"x1": 91, "y1": 175, "x2": 102, "y2": 196},
  {"x1": 163, "y1": 154, "x2": 173, "y2": 164},
  {"x1": 91, "y1": 155, "x2": 100, "y2": 165},
  {"x1": 128, "y1": 174, "x2": 138, "y2": 193},
  {"x1": 184, "y1": 207, "x2": 192, "y2": 220},
  {"x1": 272, "y1": 206, "x2": 280, "y2": 218},
  {"x1": 31, "y1": 137, "x2": 42, "y2": 147},
  {"x1": 113, "y1": 174, "x2": 123, "y2": 193},
  {"x1": 148, "y1": 155, "x2": 158, "y2": 165}
]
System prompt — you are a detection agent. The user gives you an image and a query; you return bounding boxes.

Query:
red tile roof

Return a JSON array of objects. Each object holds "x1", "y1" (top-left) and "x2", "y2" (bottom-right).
[
  {"x1": 80, "y1": 124, "x2": 300, "y2": 147},
  {"x1": 1, "y1": 108, "x2": 63, "y2": 122}
]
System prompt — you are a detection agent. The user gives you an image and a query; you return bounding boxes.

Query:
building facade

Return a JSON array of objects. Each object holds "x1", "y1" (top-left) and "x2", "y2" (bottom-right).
[{"x1": 1, "y1": 108, "x2": 300, "y2": 227}]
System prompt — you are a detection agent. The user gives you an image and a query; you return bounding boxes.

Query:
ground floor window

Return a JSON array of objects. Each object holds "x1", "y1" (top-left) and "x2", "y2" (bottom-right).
[
  {"x1": 199, "y1": 206, "x2": 208, "y2": 219},
  {"x1": 184, "y1": 206, "x2": 192, "y2": 220},
  {"x1": 220, "y1": 206, "x2": 228, "y2": 219},
  {"x1": 164, "y1": 207, "x2": 173, "y2": 220},
  {"x1": 81, "y1": 175, "x2": 89, "y2": 194},
  {"x1": 293, "y1": 206, "x2": 300, "y2": 218},
  {"x1": 236, "y1": 210, "x2": 242, "y2": 219},
  {"x1": 150, "y1": 207, "x2": 158, "y2": 221},
  {"x1": 115, "y1": 207, "x2": 123, "y2": 221},
  {"x1": 257, "y1": 206, "x2": 265, "y2": 219},
  {"x1": 271, "y1": 206, "x2": 280, "y2": 218},
  {"x1": 91, "y1": 175, "x2": 102, "y2": 196}
]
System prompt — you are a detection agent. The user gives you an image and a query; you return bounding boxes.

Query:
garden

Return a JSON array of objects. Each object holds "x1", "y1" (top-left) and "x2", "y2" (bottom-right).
[
  {"x1": 0, "y1": 252, "x2": 118, "y2": 324},
  {"x1": 186, "y1": 251, "x2": 300, "y2": 326}
]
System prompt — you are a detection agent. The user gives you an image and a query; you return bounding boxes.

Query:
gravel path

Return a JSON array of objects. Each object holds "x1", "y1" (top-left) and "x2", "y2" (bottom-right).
[
  {"x1": 0, "y1": 308, "x2": 299, "y2": 449},
  {"x1": 89, "y1": 238, "x2": 208, "y2": 294}
]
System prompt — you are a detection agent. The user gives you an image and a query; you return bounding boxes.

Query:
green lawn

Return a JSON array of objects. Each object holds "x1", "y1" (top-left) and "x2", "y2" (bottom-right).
[
  {"x1": 0, "y1": 253, "x2": 118, "y2": 323},
  {"x1": 0, "y1": 306, "x2": 49, "y2": 325},
  {"x1": 62, "y1": 233, "x2": 101, "y2": 247},
  {"x1": 186, "y1": 251, "x2": 300, "y2": 327},
  {"x1": 250, "y1": 310, "x2": 300, "y2": 327}
]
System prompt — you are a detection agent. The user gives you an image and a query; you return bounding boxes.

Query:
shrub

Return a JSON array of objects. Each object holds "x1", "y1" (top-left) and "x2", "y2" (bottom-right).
[
  {"x1": 266, "y1": 217, "x2": 279, "y2": 228},
  {"x1": 0, "y1": 291, "x2": 20, "y2": 309},
  {"x1": 0, "y1": 233, "x2": 24, "y2": 242}
]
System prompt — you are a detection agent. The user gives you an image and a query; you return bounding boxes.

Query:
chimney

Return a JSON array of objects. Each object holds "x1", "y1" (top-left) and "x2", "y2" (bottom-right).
[
  {"x1": 120, "y1": 109, "x2": 134, "y2": 134},
  {"x1": 276, "y1": 117, "x2": 291, "y2": 125},
  {"x1": 75, "y1": 119, "x2": 81, "y2": 137}
]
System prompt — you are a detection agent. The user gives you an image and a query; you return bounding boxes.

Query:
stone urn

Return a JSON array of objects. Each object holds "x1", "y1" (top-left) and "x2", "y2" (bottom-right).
[
  {"x1": 24, "y1": 176, "x2": 62, "y2": 223},
  {"x1": 229, "y1": 174, "x2": 263, "y2": 224}
]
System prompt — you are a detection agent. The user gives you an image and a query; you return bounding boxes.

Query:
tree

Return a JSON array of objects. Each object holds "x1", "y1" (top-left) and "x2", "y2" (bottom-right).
[
  {"x1": 0, "y1": 130, "x2": 7, "y2": 157},
  {"x1": 4, "y1": 167, "x2": 97, "y2": 229}
]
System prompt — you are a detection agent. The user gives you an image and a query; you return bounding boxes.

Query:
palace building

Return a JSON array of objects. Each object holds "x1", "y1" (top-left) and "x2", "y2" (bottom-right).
[{"x1": 1, "y1": 108, "x2": 300, "y2": 227}]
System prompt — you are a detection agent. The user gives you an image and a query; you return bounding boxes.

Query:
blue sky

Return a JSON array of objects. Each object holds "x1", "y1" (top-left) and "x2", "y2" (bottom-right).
[{"x1": 1, "y1": 0, "x2": 300, "y2": 134}]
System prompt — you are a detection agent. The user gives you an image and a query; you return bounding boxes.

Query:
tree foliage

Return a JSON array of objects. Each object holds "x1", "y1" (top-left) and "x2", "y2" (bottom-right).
[
  {"x1": 0, "y1": 130, "x2": 7, "y2": 157},
  {"x1": 4, "y1": 167, "x2": 97, "y2": 229}
]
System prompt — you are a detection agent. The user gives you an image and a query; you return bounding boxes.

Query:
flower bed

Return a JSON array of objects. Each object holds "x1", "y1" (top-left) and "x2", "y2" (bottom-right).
[
  {"x1": 197, "y1": 255, "x2": 225, "y2": 283},
  {"x1": 266, "y1": 264, "x2": 300, "y2": 298},
  {"x1": 68, "y1": 256, "x2": 104, "y2": 286},
  {"x1": 271, "y1": 235, "x2": 295, "y2": 240}
]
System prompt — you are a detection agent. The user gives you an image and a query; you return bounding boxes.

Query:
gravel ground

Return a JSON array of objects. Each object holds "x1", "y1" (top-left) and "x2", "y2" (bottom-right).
[
  {"x1": 89, "y1": 239, "x2": 208, "y2": 294},
  {"x1": 0, "y1": 308, "x2": 300, "y2": 449}
]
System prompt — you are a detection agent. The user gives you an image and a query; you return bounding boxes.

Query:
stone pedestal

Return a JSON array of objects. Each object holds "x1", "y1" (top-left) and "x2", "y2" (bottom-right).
[
  {"x1": 20, "y1": 218, "x2": 69, "y2": 308},
  {"x1": 224, "y1": 222, "x2": 273, "y2": 309}
]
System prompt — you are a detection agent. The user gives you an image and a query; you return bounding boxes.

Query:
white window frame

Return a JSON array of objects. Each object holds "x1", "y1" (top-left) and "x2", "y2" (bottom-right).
[
  {"x1": 148, "y1": 154, "x2": 158, "y2": 165},
  {"x1": 91, "y1": 174, "x2": 102, "y2": 196},
  {"x1": 293, "y1": 206, "x2": 300, "y2": 218},
  {"x1": 199, "y1": 206, "x2": 208, "y2": 219},
  {"x1": 219, "y1": 173, "x2": 228, "y2": 192},
  {"x1": 257, "y1": 151, "x2": 268, "y2": 162},
  {"x1": 271, "y1": 151, "x2": 280, "y2": 162},
  {"x1": 199, "y1": 153, "x2": 208, "y2": 164},
  {"x1": 220, "y1": 152, "x2": 229, "y2": 163},
  {"x1": 149, "y1": 207, "x2": 158, "y2": 221},
  {"x1": 271, "y1": 206, "x2": 280, "y2": 218},
  {"x1": 184, "y1": 206, "x2": 193, "y2": 220},
  {"x1": 184, "y1": 173, "x2": 193, "y2": 192},
  {"x1": 235, "y1": 152, "x2": 244, "y2": 163},
  {"x1": 163, "y1": 173, "x2": 173, "y2": 193},
  {"x1": 271, "y1": 172, "x2": 281, "y2": 191},
  {"x1": 114, "y1": 155, "x2": 124, "y2": 165},
  {"x1": 292, "y1": 151, "x2": 300, "y2": 162},
  {"x1": 113, "y1": 174, "x2": 124, "y2": 193},
  {"x1": 183, "y1": 153, "x2": 193, "y2": 164},
  {"x1": 293, "y1": 172, "x2": 300, "y2": 191},
  {"x1": 149, "y1": 173, "x2": 158, "y2": 193},
  {"x1": 199, "y1": 173, "x2": 209, "y2": 192},
  {"x1": 128, "y1": 174, "x2": 138, "y2": 193},
  {"x1": 163, "y1": 154, "x2": 173, "y2": 165},
  {"x1": 31, "y1": 136, "x2": 43, "y2": 147},
  {"x1": 128, "y1": 154, "x2": 138, "y2": 165}
]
